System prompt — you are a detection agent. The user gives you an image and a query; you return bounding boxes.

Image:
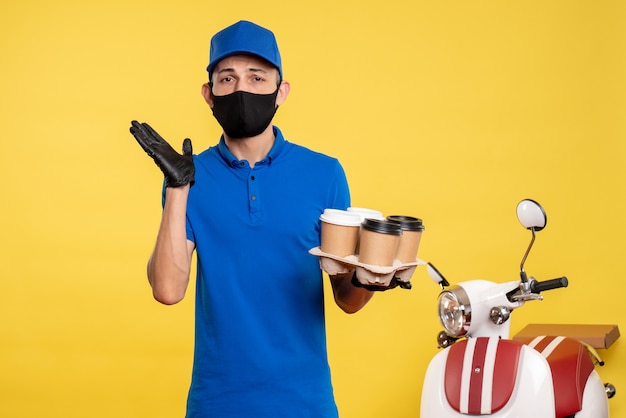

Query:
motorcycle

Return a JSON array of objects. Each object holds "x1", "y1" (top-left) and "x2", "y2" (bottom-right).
[{"x1": 420, "y1": 199, "x2": 617, "y2": 417}]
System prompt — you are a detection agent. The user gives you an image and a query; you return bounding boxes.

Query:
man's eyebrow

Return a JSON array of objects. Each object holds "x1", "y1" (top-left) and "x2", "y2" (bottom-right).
[
  {"x1": 216, "y1": 67, "x2": 235, "y2": 75},
  {"x1": 216, "y1": 67, "x2": 268, "y2": 75}
]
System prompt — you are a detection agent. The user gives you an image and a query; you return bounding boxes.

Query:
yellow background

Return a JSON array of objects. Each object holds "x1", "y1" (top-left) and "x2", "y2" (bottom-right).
[{"x1": 1, "y1": 1, "x2": 624, "y2": 417}]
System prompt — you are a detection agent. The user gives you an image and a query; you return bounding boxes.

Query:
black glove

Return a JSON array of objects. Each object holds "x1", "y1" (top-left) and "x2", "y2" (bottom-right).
[
  {"x1": 350, "y1": 272, "x2": 412, "y2": 291},
  {"x1": 130, "y1": 120, "x2": 195, "y2": 187}
]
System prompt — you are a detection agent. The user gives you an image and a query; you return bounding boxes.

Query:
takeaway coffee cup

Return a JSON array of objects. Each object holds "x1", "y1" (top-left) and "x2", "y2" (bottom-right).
[
  {"x1": 319, "y1": 209, "x2": 362, "y2": 257},
  {"x1": 347, "y1": 207, "x2": 385, "y2": 254},
  {"x1": 357, "y1": 218, "x2": 402, "y2": 266},
  {"x1": 386, "y1": 215, "x2": 425, "y2": 263}
]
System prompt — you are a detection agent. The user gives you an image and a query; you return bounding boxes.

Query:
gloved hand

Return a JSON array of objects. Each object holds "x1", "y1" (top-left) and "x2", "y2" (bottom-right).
[
  {"x1": 351, "y1": 272, "x2": 412, "y2": 291},
  {"x1": 130, "y1": 120, "x2": 195, "y2": 187}
]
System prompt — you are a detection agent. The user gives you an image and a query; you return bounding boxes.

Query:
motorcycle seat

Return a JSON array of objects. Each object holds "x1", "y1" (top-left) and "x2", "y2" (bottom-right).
[{"x1": 522, "y1": 335, "x2": 595, "y2": 417}]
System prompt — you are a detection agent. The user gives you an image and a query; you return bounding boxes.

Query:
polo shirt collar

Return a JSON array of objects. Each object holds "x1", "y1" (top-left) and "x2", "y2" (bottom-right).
[{"x1": 217, "y1": 126, "x2": 286, "y2": 168}]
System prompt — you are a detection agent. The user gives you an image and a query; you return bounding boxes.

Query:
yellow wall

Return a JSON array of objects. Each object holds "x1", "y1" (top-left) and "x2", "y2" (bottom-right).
[{"x1": 1, "y1": 1, "x2": 624, "y2": 416}]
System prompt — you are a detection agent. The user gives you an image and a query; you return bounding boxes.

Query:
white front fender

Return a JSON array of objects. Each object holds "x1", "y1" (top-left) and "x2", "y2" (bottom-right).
[{"x1": 420, "y1": 343, "x2": 556, "y2": 418}]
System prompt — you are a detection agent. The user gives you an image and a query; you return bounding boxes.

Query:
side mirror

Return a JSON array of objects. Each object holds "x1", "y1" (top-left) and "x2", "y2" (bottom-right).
[
  {"x1": 516, "y1": 199, "x2": 547, "y2": 283},
  {"x1": 516, "y1": 199, "x2": 547, "y2": 231}
]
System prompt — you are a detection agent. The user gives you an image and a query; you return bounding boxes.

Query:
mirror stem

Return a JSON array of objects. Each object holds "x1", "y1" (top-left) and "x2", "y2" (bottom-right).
[{"x1": 519, "y1": 228, "x2": 536, "y2": 283}]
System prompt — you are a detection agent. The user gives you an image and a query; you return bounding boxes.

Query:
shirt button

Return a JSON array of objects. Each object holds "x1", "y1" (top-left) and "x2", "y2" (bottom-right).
[
  {"x1": 251, "y1": 195, "x2": 257, "y2": 201},
  {"x1": 250, "y1": 176, "x2": 255, "y2": 180},
  {"x1": 239, "y1": 162, "x2": 245, "y2": 167}
]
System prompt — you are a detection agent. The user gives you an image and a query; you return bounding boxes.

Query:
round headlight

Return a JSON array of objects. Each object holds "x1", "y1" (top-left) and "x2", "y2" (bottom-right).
[{"x1": 437, "y1": 286, "x2": 471, "y2": 337}]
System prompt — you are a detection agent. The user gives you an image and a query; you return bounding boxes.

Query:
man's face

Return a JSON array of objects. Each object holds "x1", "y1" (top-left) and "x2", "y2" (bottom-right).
[{"x1": 210, "y1": 54, "x2": 280, "y2": 96}]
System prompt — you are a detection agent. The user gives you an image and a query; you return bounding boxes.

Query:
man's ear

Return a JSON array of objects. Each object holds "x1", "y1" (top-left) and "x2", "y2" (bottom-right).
[
  {"x1": 276, "y1": 80, "x2": 291, "y2": 107},
  {"x1": 201, "y1": 83, "x2": 214, "y2": 108}
]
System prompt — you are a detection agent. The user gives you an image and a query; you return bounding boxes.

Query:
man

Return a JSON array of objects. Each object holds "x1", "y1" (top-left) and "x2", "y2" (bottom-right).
[{"x1": 130, "y1": 20, "x2": 374, "y2": 417}]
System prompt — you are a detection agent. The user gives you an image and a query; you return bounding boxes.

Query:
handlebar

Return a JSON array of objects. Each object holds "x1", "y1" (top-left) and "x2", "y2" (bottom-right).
[{"x1": 530, "y1": 276, "x2": 568, "y2": 293}]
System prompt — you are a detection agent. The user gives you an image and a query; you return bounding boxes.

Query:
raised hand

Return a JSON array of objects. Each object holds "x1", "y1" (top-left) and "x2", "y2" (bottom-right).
[{"x1": 130, "y1": 121, "x2": 195, "y2": 187}]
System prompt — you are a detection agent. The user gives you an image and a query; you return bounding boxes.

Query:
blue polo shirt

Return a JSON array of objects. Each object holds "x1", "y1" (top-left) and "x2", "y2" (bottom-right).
[{"x1": 181, "y1": 126, "x2": 350, "y2": 417}]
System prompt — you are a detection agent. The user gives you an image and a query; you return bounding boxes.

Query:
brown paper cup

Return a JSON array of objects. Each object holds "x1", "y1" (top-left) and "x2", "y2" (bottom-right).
[
  {"x1": 387, "y1": 215, "x2": 424, "y2": 263},
  {"x1": 396, "y1": 230, "x2": 423, "y2": 262},
  {"x1": 386, "y1": 215, "x2": 425, "y2": 263},
  {"x1": 347, "y1": 207, "x2": 385, "y2": 254},
  {"x1": 357, "y1": 219, "x2": 402, "y2": 266},
  {"x1": 319, "y1": 209, "x2": 362, "y2": 257}
]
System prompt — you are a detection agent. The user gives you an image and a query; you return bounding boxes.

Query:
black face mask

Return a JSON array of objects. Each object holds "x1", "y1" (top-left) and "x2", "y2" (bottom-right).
[{"x1": 211, "y1": 89, "x2": 279, "y2": 139}]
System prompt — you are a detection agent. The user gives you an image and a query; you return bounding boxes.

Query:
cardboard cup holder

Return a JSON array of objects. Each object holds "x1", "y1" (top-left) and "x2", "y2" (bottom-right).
[{"x1": 309, "y1": 247, "x2": 425, "y2": 287}]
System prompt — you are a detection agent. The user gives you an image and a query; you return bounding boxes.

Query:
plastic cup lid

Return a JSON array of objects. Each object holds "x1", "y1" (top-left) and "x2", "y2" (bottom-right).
[
  {"x1": 347, "y1": 207, "x2": 385, "y2": 220},
  {"x1": 319, "y1": 209, "x2": 362, "y2": 226},
  {"x1": 386, "y1": 215, "x2": 425, "y2": 231},
  {"x1": 361, "y1": 218, "x2": 403, "y2": 235}
]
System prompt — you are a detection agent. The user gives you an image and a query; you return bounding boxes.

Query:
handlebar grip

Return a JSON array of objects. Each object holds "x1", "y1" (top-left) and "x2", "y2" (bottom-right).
[{"x1": 530, "y1": 276, "x2": 569, "y2": 293}]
